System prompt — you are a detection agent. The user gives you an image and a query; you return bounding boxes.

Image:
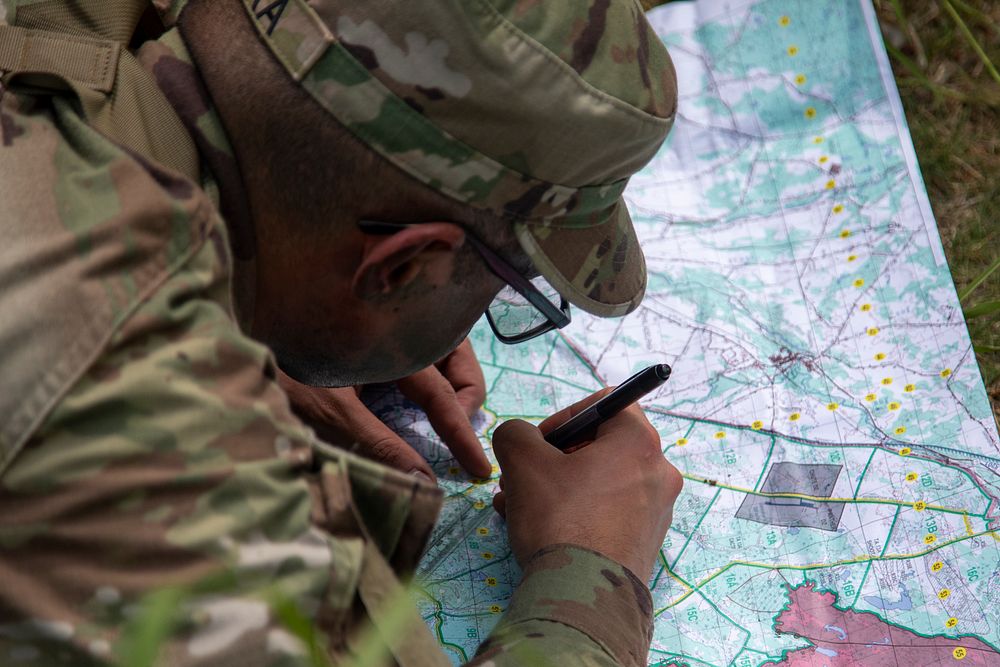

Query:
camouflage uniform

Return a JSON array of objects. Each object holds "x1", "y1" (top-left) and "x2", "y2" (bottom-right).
[{"x1": 0, "y1": 0, "x2": 675, "y2": 665}]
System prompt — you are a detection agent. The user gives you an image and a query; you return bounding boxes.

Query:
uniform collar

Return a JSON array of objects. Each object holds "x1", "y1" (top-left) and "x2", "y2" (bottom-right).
[{"x1": 137, "y1": 24, "x2": 259, "y2": 330}]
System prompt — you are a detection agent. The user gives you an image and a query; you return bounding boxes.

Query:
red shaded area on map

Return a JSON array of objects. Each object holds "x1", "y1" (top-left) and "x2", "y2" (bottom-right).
[{"x1": 761, "y1": 583, "x2": 1000, "y2": 666}]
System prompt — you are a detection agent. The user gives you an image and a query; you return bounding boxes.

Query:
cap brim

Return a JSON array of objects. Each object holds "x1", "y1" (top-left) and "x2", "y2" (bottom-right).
[{"x1": 513, "y1": 199, "x2": 646, "y2": 318}]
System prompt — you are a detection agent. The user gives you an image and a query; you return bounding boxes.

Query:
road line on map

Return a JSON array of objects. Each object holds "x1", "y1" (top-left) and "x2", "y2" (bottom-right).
[
  {"x1": 651, "y1": 407, "x2": 996, "y2": 522},
  {"x1": 680, "y1": 472, "x2": 976, "y2": 517},
  {"x1": 852, "y1": 506, "x2": 901, "y2": 608},
  {"x1": 752, "y1": 436, "x2": 777, "y2": 492},
  {"x1": 657, "y1": 530, "x2": 991, "y2": 613},
  {"x1": 648, "y1": 648, "x2": 717, "y2": 667},
  {"x1": 671, "y1": 489, "x2": 721, "y2": 570},
  {"x1": 853, "y1": 447, "x2": 878, "y2": 498}
]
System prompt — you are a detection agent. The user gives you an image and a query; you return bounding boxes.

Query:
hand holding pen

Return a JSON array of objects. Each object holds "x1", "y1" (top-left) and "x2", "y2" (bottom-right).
[{"x1": 490, "y1": 364, "x2": 682, "y2": 580}]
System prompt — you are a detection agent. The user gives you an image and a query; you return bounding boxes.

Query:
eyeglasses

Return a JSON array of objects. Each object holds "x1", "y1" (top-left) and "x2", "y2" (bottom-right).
[{"x1": 358, "y1": 220, "x2": 571, "y2": 344}]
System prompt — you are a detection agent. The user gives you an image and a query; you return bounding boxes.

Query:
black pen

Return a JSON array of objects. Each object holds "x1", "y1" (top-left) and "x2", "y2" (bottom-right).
[{"x1": 544, "y1": 363, "x2": 671, "y2": 451}]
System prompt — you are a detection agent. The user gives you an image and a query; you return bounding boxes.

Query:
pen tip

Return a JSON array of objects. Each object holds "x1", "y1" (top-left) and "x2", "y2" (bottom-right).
[{"x1": 655, "y1": 364, "x2": 671, "y2": 380}]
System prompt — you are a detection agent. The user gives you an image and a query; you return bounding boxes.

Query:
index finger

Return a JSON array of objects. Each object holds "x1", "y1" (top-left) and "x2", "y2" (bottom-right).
[{"x1": 398, "y1": 367, "x2": 492, "y2": 477}]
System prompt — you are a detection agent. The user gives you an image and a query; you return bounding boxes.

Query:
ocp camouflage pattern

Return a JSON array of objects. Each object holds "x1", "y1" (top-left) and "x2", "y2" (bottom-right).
[
  {"x1": 0, "y1": 1, "x2": 660, "y2": 665},
  {"x1": 243, "y1": 0, "x2": 676, "y2": 317}
]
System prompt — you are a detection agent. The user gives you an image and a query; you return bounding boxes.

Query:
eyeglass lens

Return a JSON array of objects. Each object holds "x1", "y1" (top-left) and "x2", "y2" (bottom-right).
[{"x1": 487, "y1": 275, "x2": 563, "y2": 337}]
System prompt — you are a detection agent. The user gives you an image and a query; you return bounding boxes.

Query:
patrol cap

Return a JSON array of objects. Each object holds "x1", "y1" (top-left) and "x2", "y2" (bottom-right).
[{"x1": 243, "y1": 0, "x2": 677, "y2": 317}]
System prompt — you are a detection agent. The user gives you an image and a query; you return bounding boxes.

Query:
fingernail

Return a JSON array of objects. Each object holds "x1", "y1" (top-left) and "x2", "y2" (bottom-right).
[{"x1": 409, "y1": 470, "x2": 433, "y2": 483}]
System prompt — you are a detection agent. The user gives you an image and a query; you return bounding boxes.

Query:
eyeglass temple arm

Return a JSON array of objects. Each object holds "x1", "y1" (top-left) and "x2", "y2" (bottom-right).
[
  {"x1": 462, "y1": 234, "x2": 570, "y2": 328},
  {"x1": 359, "y1": 219, "x2": 570, "y2": 328}
]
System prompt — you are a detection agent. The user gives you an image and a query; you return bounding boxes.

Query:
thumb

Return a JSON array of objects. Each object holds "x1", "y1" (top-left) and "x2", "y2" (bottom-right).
[{"x1": 491, "y1": 419, "x2": 556, "y2": 476}]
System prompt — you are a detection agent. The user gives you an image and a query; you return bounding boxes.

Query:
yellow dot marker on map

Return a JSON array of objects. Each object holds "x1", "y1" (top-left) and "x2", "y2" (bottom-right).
[
  {"x1": 882, "y1": 377, "x2": 893, "y2": 385},
  {"x1": 473, "y1": 500, "x2": 486, "y2": 510},
  {"x1": 796, "y1": 74, "x2": 807, "y2": 85},
  {"x1": 860, "y1": 303, "x2": 872, "y2": 312},
  {"x1": 932, "y1": 561, "x2": 944, "y2": 572},
  {"x1": 900, "y1": 447, "x2": 912, "y2": 456},
  {"x1": 867, "y1": 327, "x2": 879, "y2": 336},
  {"x1": 875, "y1": 352, "x2": 887, "y2": 360},
  {"x1": 826, "y1": 179, "x2": 836, "y2": 189},
  {"x1": 751, "y1": 420, "x2": 763, "y2": 430},
  {"x1": 888, "y1": 402, "x2": 901, "y2": 411},
  {"x1": 471, "y1": 478, "x2": 488, "y2": 485},
  {"x1": 941, "y1": 368, "x2": 952, "y2": 378},
  {"x1": 840, "y1": 229, "x2": 851, "y2": 239},
  {"x1": 925, "y1": 534, "x2": 938, "y2": 545},
  {"x1": 865, "y1": 393, "x2": 877, "y2": 402},
  {"x1": 906, "y1": 472, "x2": 918, "y2": 482},
  {"x1": 491, "y1": 465, "x2": 499, "y2": 474},
  {"x1": 818, "y1": 155, "x2": 828, "y2": 163},
  {"x1": 779, "y1": 15, "x2": 791, "y2": 26},
  {"x1": 676, "y1": 437, "x2": 688, "y2": 446},
  {"x1": 938, "y1": 588, "x2": 950, "y2": 599},
  {"x1": 789, "y1": 413, "x2": 801, "y2": 421},
  {"x1": 477, "y1": 527, "x2": 489, "y2": 536},
  {"x1": 833, "y1": 204, "x2": 844, "y2": 213},
  {"x1": 854, "y1": 278, "x2": 865, "y2": 287},
  {"x1": 715, "y1": 431, "x2": 726, "y2": 439},
  {"x1": 815, "y1": 136, "x2": 824, "y2": 144},
  {"x1": 787, "y1": 45, "x2": 799, "y2": 56},
  {"x1": 847, "y1": 254, "x2": 857, "y2": 262},
  {"x1": 486, "y1": 577, "x2": 497, "y2": 587},
  {"x1": 490, "y1": 605, "x2": 502, "y2": 614},
  {"x1": 805, "y1": 107, "x2": 817, "y2": 119},
  {"x1": 482, "y1": 552, "x2": 494, "y2": 560},
  {"x1": 827, "y1": 403, "x2": 839, "y2": 411},
  {"x1": 914, "y1": 500, "x2": 926, "y2": 511},
  {"x1": 448, "y1": 466, "x2": 460, "y2": 475},
  {"x1": 946, "y1": 617, "x2": 958, "y2": 629},
  {"x1": 954, "y1": 647, "x2": 967, "y2": 660},
  {"x1": 905, "y1": 383, "x2": 916, "y2": 392},
  {"x1": 895, "y1": 426, "x2": 907, "y2": 435}
]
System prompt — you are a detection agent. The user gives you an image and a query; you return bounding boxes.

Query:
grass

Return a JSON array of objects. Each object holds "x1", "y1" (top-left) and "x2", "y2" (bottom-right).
[
  {"x1": 875, "y1": 0, "x2": 1000, "y2": 422},
  {"x1": 644, "y1": 0, "x2": 1000, "y2": 422}
]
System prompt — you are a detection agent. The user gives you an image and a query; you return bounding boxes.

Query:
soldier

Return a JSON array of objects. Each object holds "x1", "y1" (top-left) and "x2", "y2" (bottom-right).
[{"x1": 0, "y1": 0, "x2": 683, "y2": 665}]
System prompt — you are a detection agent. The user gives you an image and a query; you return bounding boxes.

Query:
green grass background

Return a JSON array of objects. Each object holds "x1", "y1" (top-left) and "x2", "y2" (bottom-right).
[{"x1": 644, "y1": 0, "x2": 1000, "y2": 422}]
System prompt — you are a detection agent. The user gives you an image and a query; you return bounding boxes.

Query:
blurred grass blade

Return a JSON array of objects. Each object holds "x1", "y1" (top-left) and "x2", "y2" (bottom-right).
[
  {"x1": 942, "y1": 0, "x2": 1000, "y2": 85},
  {"x1": 950, "y1": 0, "x2": 1000, "y2": 34},
  {"x1": 270, "y1": 594, "x2": 334, "y2": 667},
  {"x1": 883, "y1": 40, "x2": 968, "y2": 102},
  {"x1": 965, "y1": 301, "x2": 1000, "y2": 319},
  {"x1": 889, "y1": 0, "x2": 911, "y2": 37},
  {"x1": 115, "y1": 587, "x2": 186, "y2": 667},
  {"x1": 348, "y1": 585, "x2": 415, "y2": 667},
  {"x1": 959, "y1": 255, "x2": 1000, "y2": 302}
]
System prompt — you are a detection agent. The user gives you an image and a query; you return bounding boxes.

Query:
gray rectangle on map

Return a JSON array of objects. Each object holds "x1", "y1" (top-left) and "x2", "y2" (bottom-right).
[{"x1": 736, "y1": 462, "x2": 845, "y2": 531}]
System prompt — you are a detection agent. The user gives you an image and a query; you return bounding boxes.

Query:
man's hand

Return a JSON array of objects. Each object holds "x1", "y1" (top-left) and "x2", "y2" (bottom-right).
[
  {"x1": 491, "y1": 390, "x2": 682, "y2": 580},
  {"x1": 278, "y1": 340, "x2": 491, "y2": 480}
]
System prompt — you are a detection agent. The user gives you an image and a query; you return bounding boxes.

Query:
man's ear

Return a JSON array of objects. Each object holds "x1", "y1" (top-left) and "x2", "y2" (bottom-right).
[{"x1": 352, "y1": 223, "x2": 466, "y2": 299}]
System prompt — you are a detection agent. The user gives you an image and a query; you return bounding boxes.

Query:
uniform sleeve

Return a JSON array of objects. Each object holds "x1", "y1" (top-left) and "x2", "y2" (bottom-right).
[
  {"x1": 0, "y1": 220, "x2": 365, "y2": 667},
  {"x1": 469, "y1": 545, "x2": 654, "y2": 667}
]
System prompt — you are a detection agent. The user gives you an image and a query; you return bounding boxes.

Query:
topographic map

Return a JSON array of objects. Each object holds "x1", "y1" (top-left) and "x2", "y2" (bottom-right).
[{"x1": 370, "y1": 0, "x2": 1000, "y2": 664}]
